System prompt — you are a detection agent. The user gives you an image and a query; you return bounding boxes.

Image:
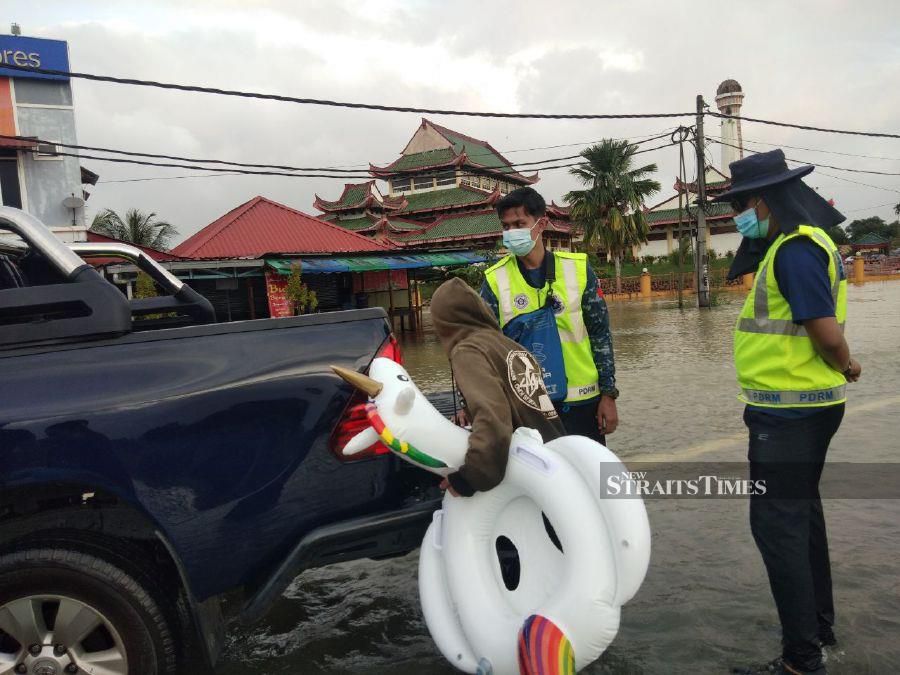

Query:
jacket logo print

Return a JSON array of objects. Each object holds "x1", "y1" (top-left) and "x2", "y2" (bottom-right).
[
  {"x1": 513, "y1": 293, "x2": 530, "y2": 310},
  {"x1": 507, "y1": 350, "x2": 554, "y2": 413}
]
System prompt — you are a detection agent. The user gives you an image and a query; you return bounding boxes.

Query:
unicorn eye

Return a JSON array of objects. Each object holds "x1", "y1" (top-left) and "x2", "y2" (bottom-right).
[{"x1": 397, "y1": 375, "x2": 410, "y2": 382}]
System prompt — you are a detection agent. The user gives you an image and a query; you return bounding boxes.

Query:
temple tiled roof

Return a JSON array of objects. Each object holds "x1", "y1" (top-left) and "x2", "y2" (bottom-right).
[
  {"x1": 645, "y1": 202, "x2": 734, "y2": 227},
  {"x1": 385, "y1": 148, "x2": 457, "y2": 172},
  {"x1": 327, "y1": 215, "x2": 379, "y2": 231},
  {"x1": 313, "y1": 180, "x2": 407, "y2": 213},
  {"x1": 391, "y1": 210, "x2": 502, "y2": 245},
  {"x1": 399, "y1": 186, "x2": 497, "y2": 213},
  {"x1": 428, "y1": 120, "x2": 512, "y2": 173},
  {"x1": 369, "y1": 119, "x2": 538, "y2": 184}
]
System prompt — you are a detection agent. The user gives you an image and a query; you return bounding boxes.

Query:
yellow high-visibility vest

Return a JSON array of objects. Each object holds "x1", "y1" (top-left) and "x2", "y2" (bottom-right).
[
  {"x1": 734, "y1": 224, "x2": 848, "y2": 408},
  {"x1": 485, "y1": 252, "x2": 600, "y2": 403}
]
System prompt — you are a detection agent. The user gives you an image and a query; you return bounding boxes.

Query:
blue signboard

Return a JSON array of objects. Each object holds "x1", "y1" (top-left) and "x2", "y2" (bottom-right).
[{"x1": 0, "y1": 35, "x2": 69, "y2": 81}]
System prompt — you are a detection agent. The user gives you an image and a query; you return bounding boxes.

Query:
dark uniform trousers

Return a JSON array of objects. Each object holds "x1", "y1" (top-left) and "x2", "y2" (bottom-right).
[
  {"x1": 744, "y1": 403, "x2": 844, "y2": 671},
  {"x1": 555, "y1": 398, "x2": 606, "y2": 446}
]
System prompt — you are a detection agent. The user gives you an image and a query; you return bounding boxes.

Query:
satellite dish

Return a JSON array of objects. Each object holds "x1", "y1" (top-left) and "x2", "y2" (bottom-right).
[{"x1": 63, "y1": 195, "x2": 85, "y2": 209}]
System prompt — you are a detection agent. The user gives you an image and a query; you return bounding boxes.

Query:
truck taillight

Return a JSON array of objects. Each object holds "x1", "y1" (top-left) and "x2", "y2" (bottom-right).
[
  {"x1": 329, "y1": 334, "x2": 403, "y2": 461},
  {"x1": 380, "y1": 334, "x2": 403, "y2": 364}
]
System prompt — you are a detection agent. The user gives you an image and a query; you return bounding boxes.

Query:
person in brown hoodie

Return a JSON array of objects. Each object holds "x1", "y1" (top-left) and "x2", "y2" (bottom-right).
[{"x1": 430, "y1": 277, "x2": 565, "y2": 497}]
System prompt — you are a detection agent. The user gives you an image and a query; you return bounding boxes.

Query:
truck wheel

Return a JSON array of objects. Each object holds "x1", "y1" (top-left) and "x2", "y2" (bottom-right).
[{"x1": 0, "y1": 548, "x2": 176, "y2": 675}]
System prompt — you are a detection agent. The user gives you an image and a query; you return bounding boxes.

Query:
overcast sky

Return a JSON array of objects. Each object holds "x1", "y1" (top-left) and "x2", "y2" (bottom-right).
[{"x1": 12, "y1": 0, "x2": 900, "y2": 243}]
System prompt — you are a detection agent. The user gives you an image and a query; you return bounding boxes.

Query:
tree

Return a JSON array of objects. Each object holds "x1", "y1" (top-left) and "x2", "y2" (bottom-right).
[
  {"x1": 284, "y1": 264, "x2": 318, "y2": 315},
  {"x1": 894, "y1": 202, "x2": 899, "y2": 217},
  {"x1": 90, "y1": 208, "x2": 179, "y2": 250},
  {"x1": 825, "y1": 224, "x2": 849, "y2": 245},
  {"x1": 845, "y1": 216, "x2": 898, "y2": 243},
  {"x1": 565, "y1": 139, "x2": 661, "y2": 293}
]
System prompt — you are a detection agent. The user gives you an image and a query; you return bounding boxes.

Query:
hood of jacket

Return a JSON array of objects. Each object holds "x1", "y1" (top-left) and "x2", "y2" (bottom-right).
[{"x1": 430, "y1": 277, "x2": 499, "y2": 354}]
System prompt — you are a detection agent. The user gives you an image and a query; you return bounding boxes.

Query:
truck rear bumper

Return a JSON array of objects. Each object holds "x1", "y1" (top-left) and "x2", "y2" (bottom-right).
[{"x1": 240, "y1": 497, "x2": 441, "y2": 624}]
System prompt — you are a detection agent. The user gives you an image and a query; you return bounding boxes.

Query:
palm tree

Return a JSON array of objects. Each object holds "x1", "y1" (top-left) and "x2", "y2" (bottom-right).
[
  {"x1": 90, "y1": 208, "x2": 178, "y2": 251},
  {"x1": 565, "y1": 139, "x2": 661, "y2": 293}
]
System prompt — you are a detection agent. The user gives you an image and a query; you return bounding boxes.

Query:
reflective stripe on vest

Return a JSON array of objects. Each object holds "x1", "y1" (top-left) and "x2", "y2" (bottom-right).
[
  {"x1": 485, "y1": 253, "x2": 599, "y2": 403},
  {"x1": 738, "y1": 228, "x2": 844, "y2": 337},
  {"x1": 742, "y1": 385, "x2": 846, "y2": 406},
  {"x1": 734, "y1": 224, "x2": 848, "y2": 408}
]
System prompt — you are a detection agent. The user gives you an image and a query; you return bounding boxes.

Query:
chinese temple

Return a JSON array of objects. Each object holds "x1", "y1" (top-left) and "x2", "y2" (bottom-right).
[{"x1": 314, "y1": 119, "x2": 574, "y2": 252}]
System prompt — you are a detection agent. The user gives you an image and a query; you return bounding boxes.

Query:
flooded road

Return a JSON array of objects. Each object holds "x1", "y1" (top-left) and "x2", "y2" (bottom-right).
[{"x1": 219, "y1": 283, "x2": 900, "y2": 674}]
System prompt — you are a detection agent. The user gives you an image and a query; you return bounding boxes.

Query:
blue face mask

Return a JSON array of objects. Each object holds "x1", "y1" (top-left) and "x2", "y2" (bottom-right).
[
  {"x1": 502, "y1": 226, "x2": 537, "y2": 256},
  {"x1": 734, "y1": 207, "x2": 770, "y2": 239}
]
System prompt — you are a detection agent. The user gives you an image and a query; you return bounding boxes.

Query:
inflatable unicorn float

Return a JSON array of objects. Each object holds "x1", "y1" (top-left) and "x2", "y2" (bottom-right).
[{"x1": 332, "y1": 358, "x2": 651, "y2": 675}]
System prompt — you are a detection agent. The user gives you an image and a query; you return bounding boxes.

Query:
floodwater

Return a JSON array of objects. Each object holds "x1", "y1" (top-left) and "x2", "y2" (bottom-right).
[{"x1": 219, "y1": 283, "x2": 900, "y2": 674}]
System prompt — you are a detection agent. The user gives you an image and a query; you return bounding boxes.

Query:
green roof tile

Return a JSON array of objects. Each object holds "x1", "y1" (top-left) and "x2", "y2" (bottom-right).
[
  {"x1": 331, "y1": 216, "x2": 376, "y2": 231},
  {"x1": 389, "y1": 148, "x2": 457, "y2": 172},
  {"x1": 394, "y1": 211, "x2": 500, "y2": 243},
  {"x1": 852, "y1": 233, "x2": 890, "y2": 245},
  {"x1": 645, "y1": 202, "x2": 734, "y2": 225},
  {"x1": 400, "y1": 187, "x2": 490, "y2": 212}
]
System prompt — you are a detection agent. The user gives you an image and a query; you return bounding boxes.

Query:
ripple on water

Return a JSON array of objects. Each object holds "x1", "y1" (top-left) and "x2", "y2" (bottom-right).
[{"x1": 220, "y1": 283, "x2": 900, "y2": 674}]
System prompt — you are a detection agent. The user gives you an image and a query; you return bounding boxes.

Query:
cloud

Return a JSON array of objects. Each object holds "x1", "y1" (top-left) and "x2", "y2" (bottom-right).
[{"x1": 14, "y1": 0, "x2": 900, "y2": 242}]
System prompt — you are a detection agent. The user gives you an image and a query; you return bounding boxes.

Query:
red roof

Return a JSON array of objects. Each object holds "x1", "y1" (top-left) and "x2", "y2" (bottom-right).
[
  {"x1": 172, "y1": 196, "x2": 390, "y2": 259},
  {"x1": 83, "y1": 231, "x2": 185, "y2": 266}
]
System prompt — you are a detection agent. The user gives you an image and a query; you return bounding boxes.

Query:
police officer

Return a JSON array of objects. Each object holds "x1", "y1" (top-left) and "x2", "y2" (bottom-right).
[
  {"x1": 479, "y1": 187, "x2": 618, "y2": 443},
  {"x1": 721, "y1": 150, "x2": 862, "y2": 675}
]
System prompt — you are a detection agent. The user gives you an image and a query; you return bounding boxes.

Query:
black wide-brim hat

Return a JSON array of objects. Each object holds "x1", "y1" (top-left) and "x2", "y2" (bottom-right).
[{"x1": 713, "y1": 149, "x2": 814, "y2": 202}]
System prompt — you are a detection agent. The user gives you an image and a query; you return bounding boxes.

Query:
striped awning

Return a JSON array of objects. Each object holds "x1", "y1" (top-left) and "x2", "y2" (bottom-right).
[{"x1": 265, "y1": 251, "x2": 495, "y2": 274}]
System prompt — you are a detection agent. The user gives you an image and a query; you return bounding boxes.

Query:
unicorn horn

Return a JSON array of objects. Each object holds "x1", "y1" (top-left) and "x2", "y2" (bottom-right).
[{"x1": 331, "y1": 365, "x2": 383, "y2": 398}]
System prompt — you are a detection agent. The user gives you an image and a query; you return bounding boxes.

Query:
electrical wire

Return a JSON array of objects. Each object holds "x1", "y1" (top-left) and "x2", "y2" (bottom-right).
[
  {"x1": 0, "y1": 62, "x2": 693, "y2": 121},
  {"x1": 63, "y1": 139, "x2": 678, "y2": 180},
  {"x1": 7, "y1": 62, "x2": 899, "y2": 138},
  {"x1": 709, "y1": 138, "x2": 900, "y2": 177},
  {"x1": 706, "y1": 134, "x2": 900, "y2": 163},
  {"x1": 707, "y1": 111, "x2": 900, "y2": 140},
  {"x1": 3, "y1": 130, "x2": 673, "y2": 178}
]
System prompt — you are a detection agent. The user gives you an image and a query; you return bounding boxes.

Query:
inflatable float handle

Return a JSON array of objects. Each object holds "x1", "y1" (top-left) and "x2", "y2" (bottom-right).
[{"x1": 513, "y1": 445, "x2": 555, "y2": 475}]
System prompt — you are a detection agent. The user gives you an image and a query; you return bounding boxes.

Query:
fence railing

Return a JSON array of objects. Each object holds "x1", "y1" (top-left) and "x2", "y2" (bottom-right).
[
  {"x1": 863, "y1": 256, "x2": 900, "y2": 276},
  {"x1": 598, "y1": 269, "x2": 742, "y2": 297}
]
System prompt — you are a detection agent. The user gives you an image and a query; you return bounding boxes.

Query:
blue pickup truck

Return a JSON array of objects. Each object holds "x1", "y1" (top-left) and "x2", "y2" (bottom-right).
[{"x1": 0, "y1": 208, "x2": 441, "y2": 674}]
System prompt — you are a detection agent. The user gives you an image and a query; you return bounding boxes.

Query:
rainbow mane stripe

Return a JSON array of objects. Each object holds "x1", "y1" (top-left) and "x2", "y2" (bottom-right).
[
  {"x1": 365, "y1": 403, "x2": 447, "y2": 469},
  {"x1": 517, "y1": 614, "x2": 576, "y2": 675}
]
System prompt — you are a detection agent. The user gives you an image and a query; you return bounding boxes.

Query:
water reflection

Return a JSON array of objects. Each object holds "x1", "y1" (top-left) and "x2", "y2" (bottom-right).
[{"x1": 220, "y1": 283, "x2": 900, "y2": 674}]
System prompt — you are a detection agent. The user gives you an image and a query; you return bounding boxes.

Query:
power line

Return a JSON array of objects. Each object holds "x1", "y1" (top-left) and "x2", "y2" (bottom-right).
[
  {"x1": 707, "y1": 133, "x2": 900, "y2": 162},
  {"x1": 0, "y1": 62, "x2": 693, "y2": 121},
  {"x1": 4, "y1": 130, "x2": 672, "y2": 179},
  {"x1": 86, "y1": 140, "x2": 677, "y2": 183},
  {"x1": 100, "y1": 172, "x2": 245, "y2": 184},
  {"x1": 713, "y1": 140, "x2": 900, "y2": 195},
  {"x1": 709, "y1": 138, "x2": 900, "y2": 176},
  {"x1": 843, "y1": 201, "x2": 899, "y2": 214},
  {"x1": 708, "y1": 111, "x2": 900, "y2": 140},
  {"x1": 6, "y1": 62, "x2": 898, "y2": 138}
]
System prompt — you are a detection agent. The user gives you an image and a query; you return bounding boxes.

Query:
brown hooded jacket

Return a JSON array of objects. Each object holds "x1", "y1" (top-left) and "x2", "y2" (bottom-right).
[{"x1": 430, "y1": 278, "x2": 564, "y2": 496}]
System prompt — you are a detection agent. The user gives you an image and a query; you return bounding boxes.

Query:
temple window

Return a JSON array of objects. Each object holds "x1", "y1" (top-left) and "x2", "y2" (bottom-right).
[
  {"x1": 413, "y1": 175, "x2": 434, "y2": 191},
  {"x1": 435, "y1": 171, "x2": 456, "y2": 187},
  {"x1": 392, "y1": 177, "x2": 411, "y2": 192}
]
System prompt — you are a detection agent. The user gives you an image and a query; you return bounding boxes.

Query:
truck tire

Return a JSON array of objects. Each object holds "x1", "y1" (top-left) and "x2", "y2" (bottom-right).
[{"x1": 0, "y1": 548, "x2": 176, "y2": 675}]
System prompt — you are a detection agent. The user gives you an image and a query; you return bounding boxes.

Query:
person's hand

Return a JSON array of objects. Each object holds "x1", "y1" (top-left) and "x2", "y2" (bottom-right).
[
  {"x1": 598, "y1": 396, "x2": 619, "y2": 435},
  {"x1": 451, "y1": 409, "x2": 469, "y2": 427},
  {"x1": 845, "y1": 358, "x2": 862, "y2": 382},
  {"x1": 439, "y1": 477, "x2": 460, "y2": 497}
]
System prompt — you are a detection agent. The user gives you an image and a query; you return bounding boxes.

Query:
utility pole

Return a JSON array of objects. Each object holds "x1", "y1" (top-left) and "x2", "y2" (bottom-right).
[{"x1": 695, "y1": 94, "x2": 711, "y2": 308}]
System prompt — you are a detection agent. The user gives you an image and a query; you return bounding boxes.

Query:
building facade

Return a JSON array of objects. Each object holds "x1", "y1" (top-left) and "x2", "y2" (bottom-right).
[
  {"x1": 0, "y1": 28, "x2": 94, "y2": 242},
  {"x1": 315, "y1": 119, "x2": 573, "y2": 252},
  {"x1": 638, "y1": 79, "x2": 746, "y2": 258}
]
